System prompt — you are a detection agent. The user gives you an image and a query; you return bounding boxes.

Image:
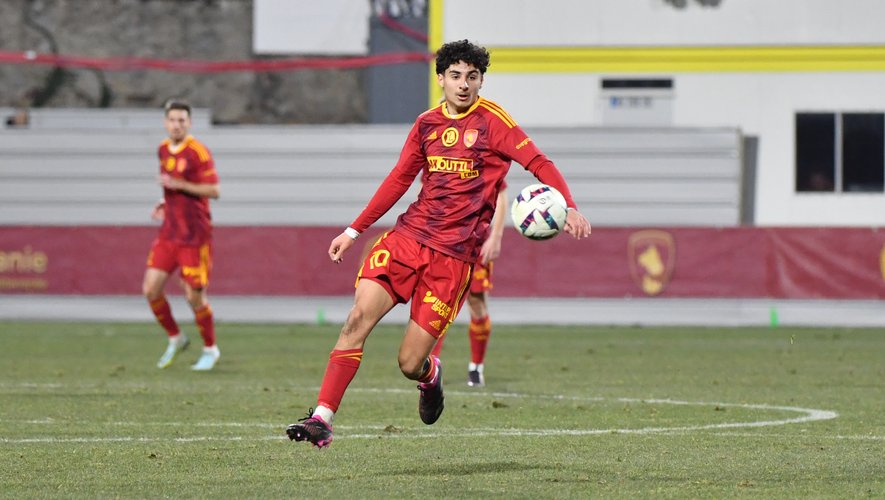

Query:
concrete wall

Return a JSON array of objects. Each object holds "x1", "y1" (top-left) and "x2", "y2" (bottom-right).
[{"x1": 0, "y1": 0, "x2": 366, "y2": 124}]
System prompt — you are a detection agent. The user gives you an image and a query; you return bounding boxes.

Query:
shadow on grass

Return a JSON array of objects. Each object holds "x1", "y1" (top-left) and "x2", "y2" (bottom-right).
[{"x1": 379, "y1": 461, "x2": 550, "y2": 477}]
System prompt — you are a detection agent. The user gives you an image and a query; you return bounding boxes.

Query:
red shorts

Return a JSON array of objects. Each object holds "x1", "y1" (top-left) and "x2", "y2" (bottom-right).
[
  {"x1": 356, "y1": 230, "x2": 472, "y2": 339},
  {"x1": 469, "y1": 261, "x2": 494, "y2": 295},
  {"x1": 146, "y1": 238, "x2": 212, "y2": 290}
]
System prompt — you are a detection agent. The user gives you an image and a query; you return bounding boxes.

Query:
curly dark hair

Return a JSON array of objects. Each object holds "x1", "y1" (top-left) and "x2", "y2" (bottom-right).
[{"x1": 435, "y1": 39, "x2": 491, "y2": 75}]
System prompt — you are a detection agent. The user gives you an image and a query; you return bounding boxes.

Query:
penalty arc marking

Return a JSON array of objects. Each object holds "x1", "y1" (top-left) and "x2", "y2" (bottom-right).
[
  {"x1": 0, "y1": 386, "x2": 839, "y2": 444},
  {"x1": 341, "y1": 388, "x2": 839, "y2": 438}
]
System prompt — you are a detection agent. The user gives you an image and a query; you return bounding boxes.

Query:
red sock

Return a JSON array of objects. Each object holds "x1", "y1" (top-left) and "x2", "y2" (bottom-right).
[
  {"x1": 417, "y1": 355, "x2": 439, "y2": 385},
  {"x1": 194, "y1": 304, "x2": 215, "y2": 347},
  {"x1": 149, "y1": 295, "x2": 179, "y2": 337},
  {"x1": 469, "y1": 316, "x2": 491, "y2": 365},
  {"x1": 317, "y1": 349, "x2": 363, "y2": 412}
]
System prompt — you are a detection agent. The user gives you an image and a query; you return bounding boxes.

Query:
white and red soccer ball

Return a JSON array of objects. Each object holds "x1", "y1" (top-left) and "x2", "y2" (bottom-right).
[{"x1": 510, "y1": 183, "x2": 568, "y2": 240}]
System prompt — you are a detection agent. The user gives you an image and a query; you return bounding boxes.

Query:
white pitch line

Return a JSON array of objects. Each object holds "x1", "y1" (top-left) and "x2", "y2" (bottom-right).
[
  {"x1": 2, "y1": 419, "x2": 389, "y2": 430},
  {"x1": 6, "y1": 432, "x2": 885, "y2": 445},
  {"x1": 0, "y1": 389, "x2": 840, "y2": 444},
  {"x1": 701, "y1": 431, "x2": 885, "y2": 442},
  {"x1": 354, "y1": 388, "x2": 839, "y2": 429},
  {"x1": 3, "y1": 436, "x2": 253, "y2": 444}
]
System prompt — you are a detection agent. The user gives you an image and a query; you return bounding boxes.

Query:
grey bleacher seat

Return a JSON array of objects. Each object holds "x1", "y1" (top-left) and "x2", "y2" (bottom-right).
[
  {"x1": 511, "y1": 127, "x2": 743, "y2": 226},
  {"x1": 3, "y1": 108, "x2": 212, "y2": 130},
  {"x1": 0, "y1": 125, "x2": 742, "y2": 227}
]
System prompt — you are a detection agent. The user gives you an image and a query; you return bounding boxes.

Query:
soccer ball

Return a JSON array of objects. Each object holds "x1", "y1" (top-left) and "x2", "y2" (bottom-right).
[{"x1": 510, "y1": 183, "x2": 568, "y2": 240}]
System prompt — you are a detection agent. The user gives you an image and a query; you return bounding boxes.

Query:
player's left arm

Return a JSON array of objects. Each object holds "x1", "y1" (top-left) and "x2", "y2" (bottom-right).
[
  {"x1": 525, "y1": 156, "x2": 590, "y2": 239},
  {"x1": 479, "y1": 188, "x2": 508, "y2": 265},
  {"x1": 497, "y1": 124, "x2": 590, "y2": 239},
  {"x1": 159, "y1": 152, "x2": 220, "y2": 199},
  {"x1": 159, "y1": 174, "x2": 220, "y2": 199}
]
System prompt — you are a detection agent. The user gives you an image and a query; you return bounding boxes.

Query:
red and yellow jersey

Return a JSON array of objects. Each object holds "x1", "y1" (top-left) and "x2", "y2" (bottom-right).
[
  {"x1": 351, "y1": 97, "x2": 576, "y2": 262},
  {"x1": 470, "y1": 261, "x2": 493, "y2": 294},
  {"x1": 157, "y1": 135, "x2": 218, "y2": 245}
]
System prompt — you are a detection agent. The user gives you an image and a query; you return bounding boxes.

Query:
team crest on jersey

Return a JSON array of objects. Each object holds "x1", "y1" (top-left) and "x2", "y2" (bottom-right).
[
  {"x1": 627, "y1": 230, "x2": 676, "y2": 296},
  {"x1": 441, "y1": 127, "x2": 459, "y2": 147},
  {"x1": 463, "y1": 129, "x2": 478, "y2": 148},
  {"x1": 176, "y1": 158, "x2": 188, "y2": 173}
]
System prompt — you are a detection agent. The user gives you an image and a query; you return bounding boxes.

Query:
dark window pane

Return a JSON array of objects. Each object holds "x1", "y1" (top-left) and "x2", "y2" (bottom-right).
[
  {"x1": 796, "y1": 113, "x2": 835, "y2": 192},
  {"x1": 842, "y1": 113, "x2": 884, "y2": 192}
]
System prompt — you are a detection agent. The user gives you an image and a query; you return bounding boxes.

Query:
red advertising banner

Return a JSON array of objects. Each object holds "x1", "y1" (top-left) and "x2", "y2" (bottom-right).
[{"x1": 2, "y1": 226, "x2": 885, "y2": 299}]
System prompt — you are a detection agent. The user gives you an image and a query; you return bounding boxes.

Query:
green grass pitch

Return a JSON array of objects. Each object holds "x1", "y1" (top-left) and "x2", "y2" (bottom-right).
[{"x1": 1, "y1": 321, "x2": 883, "y2": 498}]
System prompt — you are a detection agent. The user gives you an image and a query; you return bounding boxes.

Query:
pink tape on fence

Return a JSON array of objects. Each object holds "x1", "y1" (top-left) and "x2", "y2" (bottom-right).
[{"x1": 0, "y1": 50, "x2": 432, "y2": 73}]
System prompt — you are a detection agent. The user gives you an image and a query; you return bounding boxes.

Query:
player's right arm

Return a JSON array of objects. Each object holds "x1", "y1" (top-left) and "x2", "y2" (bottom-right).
[
  {"x1": 153, "y1": 148, "x2": 166, "y2": 221},
  {"x1": 328, "y1": 121, "x2": 425, "y2": 263},
  {"x1": 328, "y1": 232, "x2": 356, "y2": 264},
  {"x1": 151, "y1": 200, "x2": 166, "y2": 221}
]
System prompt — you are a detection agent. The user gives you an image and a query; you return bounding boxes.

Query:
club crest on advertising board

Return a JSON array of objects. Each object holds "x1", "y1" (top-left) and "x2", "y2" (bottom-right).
[
  {"x1": 627, "y1": 230, "x2": 675, "y2": 296},
  {"x1": 880, "y1": 245, "x2": 885, "y2": 282}
]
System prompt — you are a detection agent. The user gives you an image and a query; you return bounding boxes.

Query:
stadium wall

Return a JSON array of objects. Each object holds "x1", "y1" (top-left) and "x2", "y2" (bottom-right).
[
  {"x1": 433, "y1": 0, "x2": 885, "y2": 228},
  {"x1": 3, "y1": 121, "x2": 885, "y2": 304},
  {"x1": 5, "y1": 1, "x2": 885, "y2": 229},
  {"x1": 3, "y1": 226, "x2": 885, "y2": 300}
]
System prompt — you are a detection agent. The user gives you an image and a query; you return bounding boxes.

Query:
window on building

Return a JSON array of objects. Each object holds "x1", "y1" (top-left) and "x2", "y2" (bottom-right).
[
  {"x1": 842, "y1": 113, "x2": 884, "y2": 192},
  {"x1": 795, "y1": 112, "x2": 885, "y2": 193},
  {"x1": 796, "y1": 113, "x2": 835, "y2": 192}
]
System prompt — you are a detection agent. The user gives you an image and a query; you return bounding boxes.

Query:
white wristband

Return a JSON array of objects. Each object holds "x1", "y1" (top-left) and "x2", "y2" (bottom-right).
[{"x1": 344, "y1": 227, "x2": 360, "y2": 240}]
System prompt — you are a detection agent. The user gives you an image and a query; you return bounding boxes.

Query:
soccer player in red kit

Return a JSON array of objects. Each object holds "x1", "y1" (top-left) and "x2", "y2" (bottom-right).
[
  {"x1": 286, "y1": 40, "x2": 590, "y2": 448},
  {"x1": 143, "y1": 99, "x2": 221, "y2": 371},
  {"x1": 430, "y1": 186, "x2": 508, "y2": 387}
]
